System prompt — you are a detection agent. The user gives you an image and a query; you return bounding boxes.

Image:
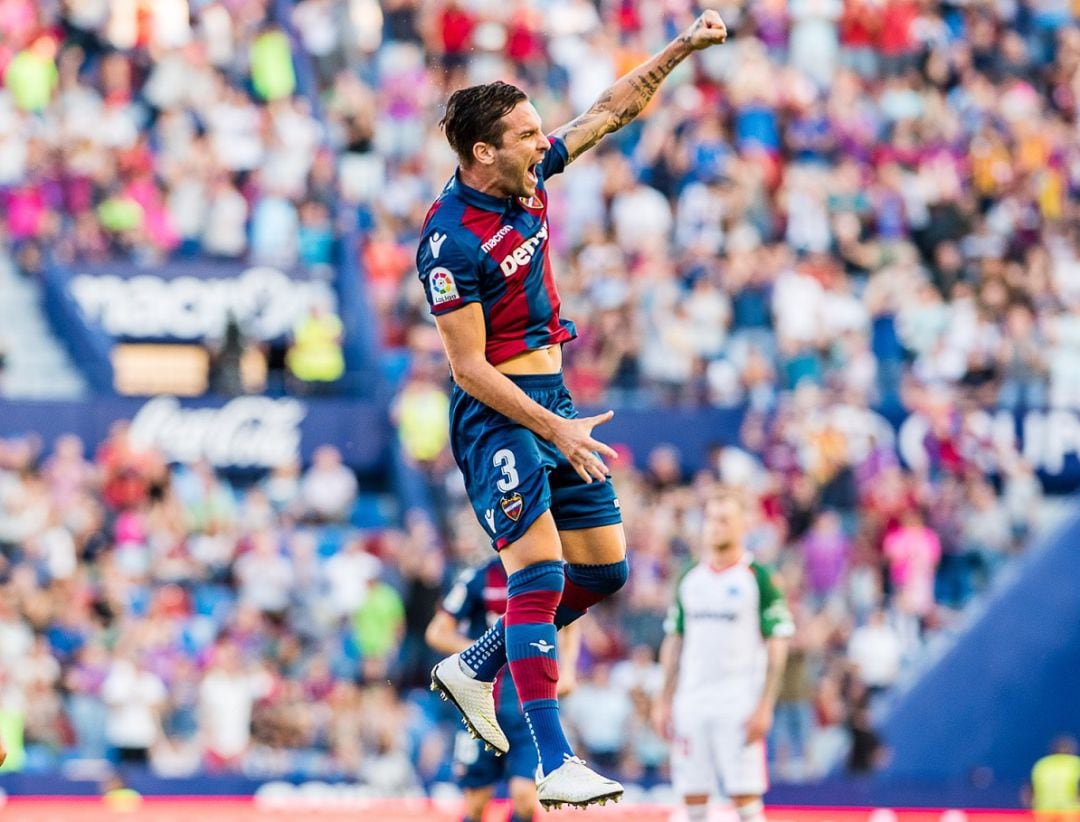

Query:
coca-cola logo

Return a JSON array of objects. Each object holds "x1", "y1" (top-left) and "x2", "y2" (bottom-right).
[
  {"x1": 70, "y1": 266, "x2": 337, "y2": 341},
  {"x1": 130, "y1": 396, "x2": 305, "y2": 468}
]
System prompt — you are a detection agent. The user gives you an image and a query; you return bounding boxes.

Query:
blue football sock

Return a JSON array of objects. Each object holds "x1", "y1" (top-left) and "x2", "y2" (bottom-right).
[
  {"x1": 459, "y1": 617, "x2": 505, "y2": 682},
  {"x1": 521, "y1": 697, "x2": 573, "y2": 777},
  {"x1": 504, "y1": 562, "x2": 575, "y2": 776}
]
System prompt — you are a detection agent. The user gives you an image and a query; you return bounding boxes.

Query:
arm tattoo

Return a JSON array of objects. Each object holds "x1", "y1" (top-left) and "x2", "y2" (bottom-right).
[{"x1": 554, "y1": 39, "x2": 694, "y2": 163}]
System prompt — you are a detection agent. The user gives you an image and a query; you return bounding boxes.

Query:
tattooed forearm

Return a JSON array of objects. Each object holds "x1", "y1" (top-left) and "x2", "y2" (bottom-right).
[
  {"x1": 553, "y1": 39, "x2": 693, "y2": 162},
  {"x1": 551, "y1": 12, "x2": 726, "y2": 162}
]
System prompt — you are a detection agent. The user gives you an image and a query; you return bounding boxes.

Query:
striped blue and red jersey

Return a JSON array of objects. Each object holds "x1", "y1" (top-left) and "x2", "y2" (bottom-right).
[
  {"x1": 440, "y1": 557, "x2": 519, "y2": 712},
  {"x1": 416, "y1": 136, "x2": 577, "y2": 365}
]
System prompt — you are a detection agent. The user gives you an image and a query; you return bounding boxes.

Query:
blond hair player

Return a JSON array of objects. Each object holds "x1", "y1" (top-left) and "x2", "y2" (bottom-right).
[{"x1": 654, "y1": 488, "x2": 794, "y2": 822}]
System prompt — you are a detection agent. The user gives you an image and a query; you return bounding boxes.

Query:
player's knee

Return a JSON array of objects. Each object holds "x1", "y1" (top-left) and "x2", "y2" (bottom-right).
[
  {"x1": 507, "y1": 560, "x2": 565, "y2": 620},
  {"x1": 566, "y1": 557, "x2": 629, "y2": 598}
]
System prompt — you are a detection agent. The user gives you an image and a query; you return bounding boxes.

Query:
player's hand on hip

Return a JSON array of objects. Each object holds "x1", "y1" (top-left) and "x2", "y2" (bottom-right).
[
  {"x1": 684, "y1": 10, "x2": 728, "y2": 50},
  {"x1": 744, "y1": 702, "x2": 774, "y2": 744},
  {"x1": 652, "y1": 697, "x2": 673, "y2": 741},
  {"x1": 552, "y1": 411, "x2": 618, "y2": 484}
]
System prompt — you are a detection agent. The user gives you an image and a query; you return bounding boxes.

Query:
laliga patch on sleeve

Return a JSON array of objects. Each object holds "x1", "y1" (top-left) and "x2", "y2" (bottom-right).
[{"x1": 429, "y1": 266, "x2": 460, "y2": 305}]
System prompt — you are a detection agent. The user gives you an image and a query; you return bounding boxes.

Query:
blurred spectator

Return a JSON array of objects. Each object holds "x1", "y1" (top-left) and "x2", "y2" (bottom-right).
[
  {"x1": 772, "y1": 634, "x2": 816, "y2": 783},
  {"x1": 883, "y1": 509, "x2": 942, "y2": 626},
  {"x1": 800, "y1": 510, "x2": 852, "y2": 606},
  {"x1": 847, "y1": 609, "x2": 903, "y2": 697},
  {"x1": 198, "y1": 642, "x2": 273, "y2": 772},
  {"x1": 234, "y1": 531, "x2": 293, "y2": 616},
  {"x1": 961, "y1": 480, "x2": 1013, "y2": 589},
  {"x1": 1028, "y1": 736, "x2": 1080, "y2": 817},
  {"x1": 208, "y1": 317, "x2": 251, "y2": 397},
  {"x1": 251, "y1": 25, "x2": 297, "y2": 102},
  {"x1": 5, "y1": 36, "x2": 58, "y2": 112},
  {"x1": 102, "y1": 653, "x2": 167, "y2": 767},
  {"x1": 564, "y1": 662, "x2": 634, "y2": 770},
  {"x1": 299, "y1": 445, "x2": 357, "y2": 523},
  {"x1": 286, "y1": 302, "x2": 346, "y2": 391},
  {"x1": 393, "y1": 362, "x2": 451, "y2": 469},
  {"x1": 324, "y1": 537, "x2": 382, "y2": 619}
]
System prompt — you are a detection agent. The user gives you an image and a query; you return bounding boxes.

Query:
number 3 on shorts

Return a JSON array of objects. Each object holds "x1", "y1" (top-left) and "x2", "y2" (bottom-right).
[{"x1": 493, "y1": 449, "x2": 519, "y2": 492}]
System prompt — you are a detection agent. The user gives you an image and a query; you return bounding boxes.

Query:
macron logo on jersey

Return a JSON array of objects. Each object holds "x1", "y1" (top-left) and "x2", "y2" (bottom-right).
[
  {"x1": 481, "y1": 225, "x2": 513, "y2": 253},
  {"x1": 499, "y1": 221, "x2": 548, "y2": 278},
  {"x1": 428, "y1": 232, "x2": 447, "y2": 259}
]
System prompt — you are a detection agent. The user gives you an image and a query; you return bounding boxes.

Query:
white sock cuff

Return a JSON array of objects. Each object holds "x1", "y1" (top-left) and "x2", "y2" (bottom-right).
[
  {"x1": 737, "y1": 799, "x2": 765, "y2": 821},
  {"x1": 685, "y1": 804, "x2": 709, "y2": 822}
]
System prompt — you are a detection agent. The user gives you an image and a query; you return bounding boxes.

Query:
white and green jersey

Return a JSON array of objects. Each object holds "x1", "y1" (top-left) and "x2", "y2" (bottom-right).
[{"x1": 665, "y1": 554, "x2": 794, "y2": 702}]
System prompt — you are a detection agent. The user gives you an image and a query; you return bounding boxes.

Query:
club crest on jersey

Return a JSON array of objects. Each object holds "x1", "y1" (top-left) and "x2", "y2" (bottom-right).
[
  {"x1": 429, "y1": 266, "x2": 459, "y2": 305},
  {"x1": 519, "y1": 194, "x2": 542, "y2": 209},
  {"x1": 500, "y1": 492, "x2": 524, "y2": 521}
]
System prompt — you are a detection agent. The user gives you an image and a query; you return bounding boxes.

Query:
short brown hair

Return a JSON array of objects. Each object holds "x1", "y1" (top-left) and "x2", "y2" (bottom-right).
[{"x1": 440, "y1": 81, "x2": 528, "y2": 166}]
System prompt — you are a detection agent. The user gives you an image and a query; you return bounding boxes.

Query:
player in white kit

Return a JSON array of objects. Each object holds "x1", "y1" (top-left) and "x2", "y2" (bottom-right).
[{"x1": 654, "y1": 487, "x2": 794, "y2": 822}]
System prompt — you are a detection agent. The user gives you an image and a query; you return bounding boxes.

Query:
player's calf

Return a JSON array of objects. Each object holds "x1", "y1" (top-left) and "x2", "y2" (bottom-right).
[{"x1": 504, "y1": 560, "x2": 574, "y2": 774}]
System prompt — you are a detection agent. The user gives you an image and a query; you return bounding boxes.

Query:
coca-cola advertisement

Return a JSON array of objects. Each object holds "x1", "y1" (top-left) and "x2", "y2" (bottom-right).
[{"x1": 0, "y1": 397, "x2": 387, "y2": 472}]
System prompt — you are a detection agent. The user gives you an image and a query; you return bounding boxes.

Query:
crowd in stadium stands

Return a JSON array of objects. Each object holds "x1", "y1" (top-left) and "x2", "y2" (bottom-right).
[
  {"x1": 0, "y1": 398, "x2": 1047, "y2": 781},
  {"x1": 0, "y1": 0, "x2": 340, "y2": 273},
  {"x1": 302, "y1": 0, "x2": 1080, "y2": 414},
  {"x1": 0, "y1": 1, "x2": 347, "y2": 390},
  {"x1": 0, "y1": 0, "x2": 1074, "y2": 790}
]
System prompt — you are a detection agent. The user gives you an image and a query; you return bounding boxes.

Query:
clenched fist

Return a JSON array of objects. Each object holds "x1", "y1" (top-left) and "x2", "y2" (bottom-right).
[{"x1": 685, "y1": 10, "x2": 728, "y2": 49}]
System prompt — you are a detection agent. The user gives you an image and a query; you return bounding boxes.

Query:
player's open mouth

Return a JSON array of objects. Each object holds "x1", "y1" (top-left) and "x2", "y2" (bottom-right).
[{"x1": 526, "y1": 164, "x2": 538, "y2": 185}]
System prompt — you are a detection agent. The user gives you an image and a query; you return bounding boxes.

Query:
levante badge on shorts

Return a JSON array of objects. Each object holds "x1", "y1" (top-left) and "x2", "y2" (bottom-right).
[{"x1": 500, "y1": 492, "x2": 524, "y2": 521}]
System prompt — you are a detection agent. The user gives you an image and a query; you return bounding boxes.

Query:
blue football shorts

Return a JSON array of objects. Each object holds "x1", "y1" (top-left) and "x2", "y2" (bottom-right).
[{"x1": 449, "y1": 372, "x2": 622, "y2": 551}]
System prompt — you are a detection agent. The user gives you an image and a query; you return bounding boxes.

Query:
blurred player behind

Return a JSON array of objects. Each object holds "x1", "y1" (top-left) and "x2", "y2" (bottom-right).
[
  {"x1": 427, "y1": 557, "x2": 581, "y2": 822},
  {"x1": 653, "y1": 488, "x2": 794, "y2": 822}
]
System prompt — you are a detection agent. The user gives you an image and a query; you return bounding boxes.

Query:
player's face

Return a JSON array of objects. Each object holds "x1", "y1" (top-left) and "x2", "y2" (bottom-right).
[
  {"x1": 492, "y1": 101, "x2": 549, "y2": 199},
  {"x1": 702, "y1": 496, "x2": 745, "y2": 551}
]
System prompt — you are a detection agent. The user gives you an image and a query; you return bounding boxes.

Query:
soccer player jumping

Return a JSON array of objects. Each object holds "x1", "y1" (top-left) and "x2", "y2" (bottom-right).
[{"x1": 418, "y1": 11, "x2": 728, "y2": 811}]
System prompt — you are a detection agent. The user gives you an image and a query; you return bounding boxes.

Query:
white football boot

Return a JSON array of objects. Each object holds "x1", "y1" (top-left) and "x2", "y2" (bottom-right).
[
  {"x1": 430, "y1": 653, "x2": 509, "y2": 755},
  {"x1": 536, "y1": 755, "x2": 624, "y2": 810}
]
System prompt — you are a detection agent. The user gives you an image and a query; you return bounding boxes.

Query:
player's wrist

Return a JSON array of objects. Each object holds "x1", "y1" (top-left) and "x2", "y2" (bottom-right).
[
  {"x1": 539, "y1": 411, "x2": 568, "y2": 443},
  {"x1": 667, "y1": 35, "x2": 694, "y2": 61}
]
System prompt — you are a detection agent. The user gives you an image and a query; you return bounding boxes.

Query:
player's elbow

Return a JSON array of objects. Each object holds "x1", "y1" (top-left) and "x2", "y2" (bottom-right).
[
  {"x1": 425, "y1": 617, "x2": 455, "y2": 654},
  {"x1": 424, "y1": 621, "x2": 444, "y2": 651},
  {"x1": 447, "y1": 354, "x2": 487, "y2": 394}
]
